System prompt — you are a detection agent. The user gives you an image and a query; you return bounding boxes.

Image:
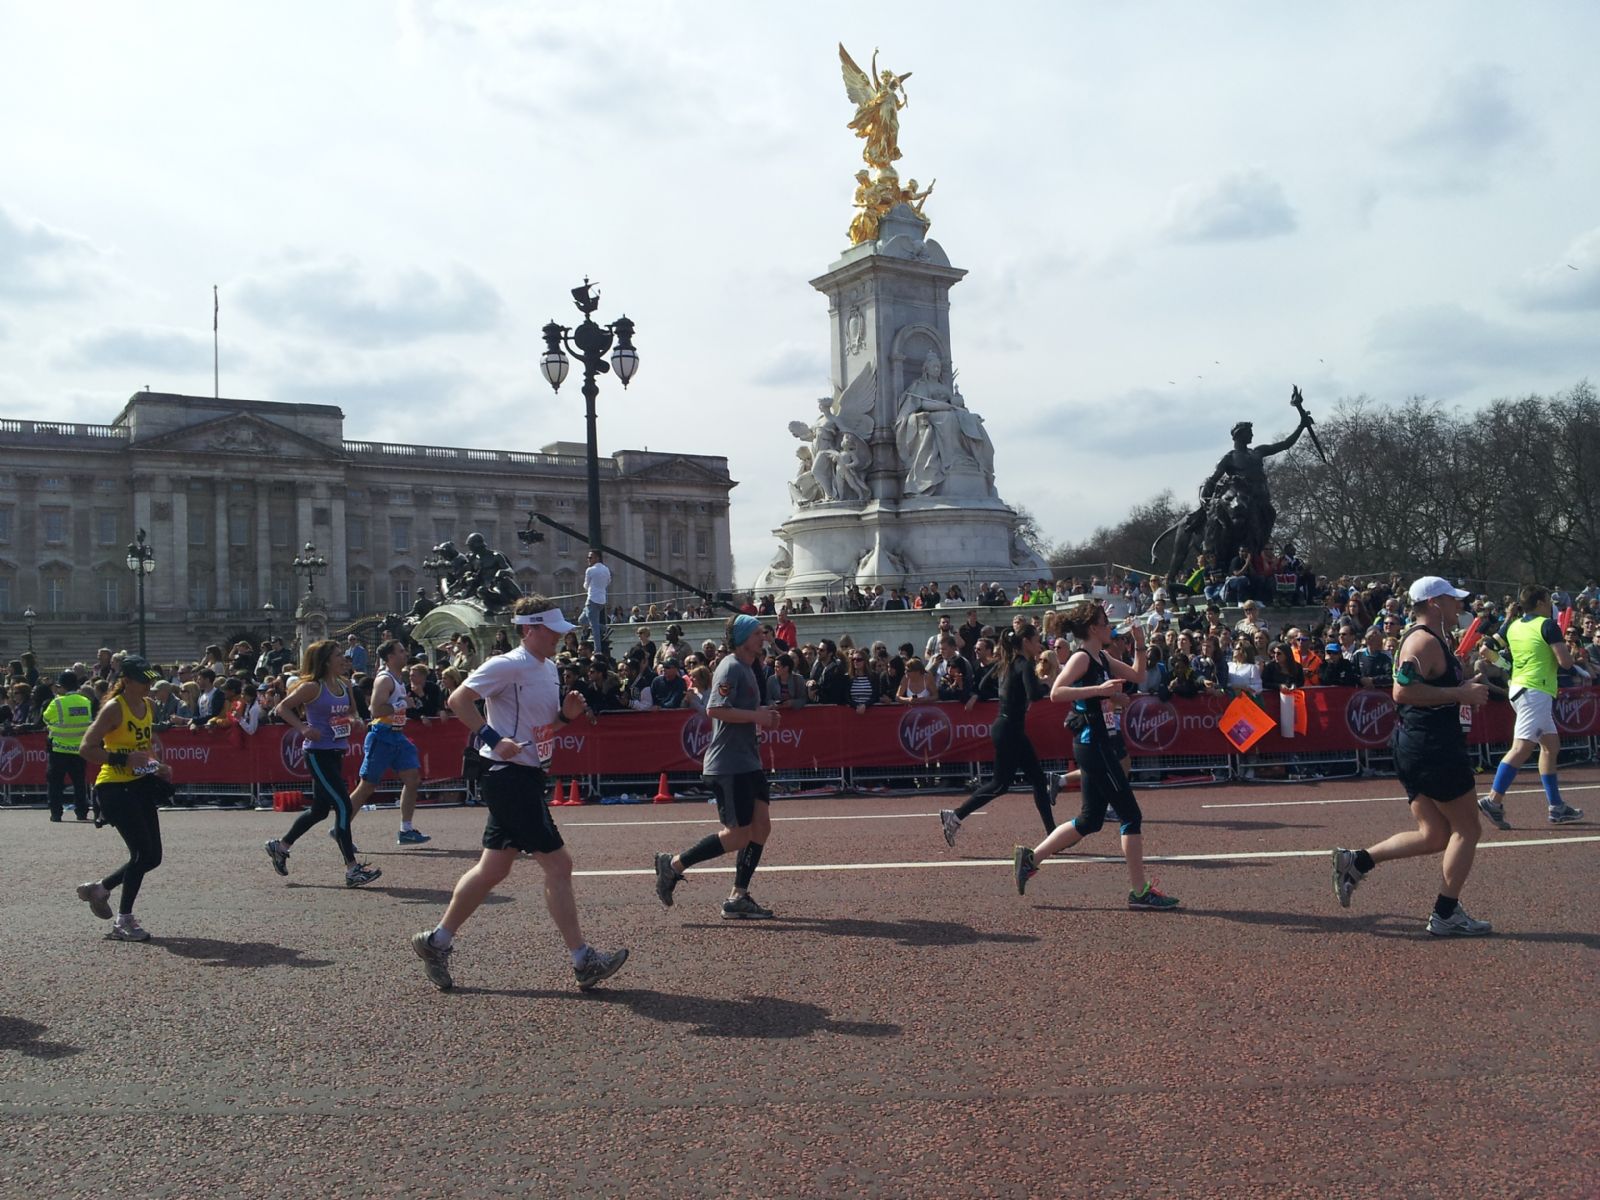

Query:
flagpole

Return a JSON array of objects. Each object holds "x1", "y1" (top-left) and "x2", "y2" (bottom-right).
[{"x1": 213, "y1": 284, "x2": 219, "y2": 399}]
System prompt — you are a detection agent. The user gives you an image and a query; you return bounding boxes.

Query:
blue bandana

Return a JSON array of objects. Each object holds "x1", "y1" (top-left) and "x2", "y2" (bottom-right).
[{"x1": 730, "y1": 615, "x2": 761, "y2": 648}]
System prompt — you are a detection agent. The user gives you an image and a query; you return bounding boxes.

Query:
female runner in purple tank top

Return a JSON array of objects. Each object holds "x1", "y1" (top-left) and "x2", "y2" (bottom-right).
[{"x1": 264, "y1": 640, "x2": 381, "y2": 887}]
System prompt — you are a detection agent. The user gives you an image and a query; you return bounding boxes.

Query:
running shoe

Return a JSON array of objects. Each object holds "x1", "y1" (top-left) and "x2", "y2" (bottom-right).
[
  {"x1": 344, "y1": 862, "x2": 382, "y2": 888},
  {"x1": 1047, "y1": 774, "x2": 1062, "y2": 808},
  {"x1": 1331, "y1": 847, "x2": 1365, "y2": 909},
  {"x1": 574, "y1": 946, "x2": 629, "y2": 991},
  {"x1": 410, "y1": 929, "x2": 454, "y2": 991},
  {"x1": 110, "y1": 915, "x2": 150, "y2": 942},
  {"x1": 940, "y1": 808, "x2": 961, "y2": 848},
  {"x1": 75, "y1": 881, "x2": 112, "y2": 920},
  {"x1": 1548, "y1": 803, "x2": 1585, "y2": 824},
  {"x1": 653, "y1": 852, "x2": 682, "y2": 908},
  {"x1": 1426, "y1": 907, "x2": 1492, "y2": 937},
  {"x1": 1013, "y1": 845, "x2": 1037, "y2": 895},
  {"x1": 1128, "y1": 882, "x2": 1180, "y2": 909},
  {"x1": 1477, "y1": 796, "x2": 1511, "y2": 831},
  {"x1": 720, "y1": 894, "x2": 776, "y2": 920},
  {"x1": 396, "y1": 828, "x2": 432, "y2": 845},
  {"x1": 264, "y1": 839, "x2": 290, "y2": 877}
]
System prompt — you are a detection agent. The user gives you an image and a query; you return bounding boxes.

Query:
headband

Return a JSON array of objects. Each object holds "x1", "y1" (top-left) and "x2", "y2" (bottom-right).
[
  {"x1": 513, "y1": 608, "x2": 575, "y2": 633},
  {"x1": 730, "y1": 614, "x2": 761, "y2": 648}
]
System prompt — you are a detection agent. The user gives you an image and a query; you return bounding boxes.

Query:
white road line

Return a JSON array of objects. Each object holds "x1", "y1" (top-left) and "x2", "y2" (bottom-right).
[
  {"x1": 562, "y1": 810, "x2": 983, "y2": 828},
  {"x1": 1202, "y1": 782, "x2": 1600, "y2": 810},
  {"x1": 572, "y1": 834, "x2": 1600, "y2": 876}
]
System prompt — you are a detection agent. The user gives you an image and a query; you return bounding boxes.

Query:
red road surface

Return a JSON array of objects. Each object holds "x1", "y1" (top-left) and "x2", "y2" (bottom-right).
[{"x1": 2, "y1": 772, "x2": 1596, "y2": 1198}]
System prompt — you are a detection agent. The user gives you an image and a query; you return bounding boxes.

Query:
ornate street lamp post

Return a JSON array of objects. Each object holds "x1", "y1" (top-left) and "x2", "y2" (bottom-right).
[
  {"x1": 538, "y1": 279, "x2": 639, "y2": 555},
  {"x1": 125, "y1": 528, "x2": 156, "y2": 658},
  {"x1": 23, "y1": 606, "x2": 36, "y2": 656},
  {"x1": 262, "y1": 601, "x2": 276, "y2": 642},
  {"x1": 292, "y1": 542, "x2": 328, "y2": 595}
]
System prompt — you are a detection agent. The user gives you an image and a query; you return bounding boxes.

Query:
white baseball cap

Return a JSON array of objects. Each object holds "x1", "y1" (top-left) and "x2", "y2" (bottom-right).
[
  {"x1": 1408, "y1": 576, "x2": 1470, "y2": 604},
  {"x1": 513, "y1": 608, "x2": 576, "y2": 633}
]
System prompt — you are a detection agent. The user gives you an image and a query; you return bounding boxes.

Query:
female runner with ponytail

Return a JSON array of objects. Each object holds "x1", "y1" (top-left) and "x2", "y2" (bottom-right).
[
  {"x1": 939, "y1": 622, "x2": 1053, "y2": 847},
  {"x1": 1012, "y1": 601, "x2": 1179, "y2": 908}
]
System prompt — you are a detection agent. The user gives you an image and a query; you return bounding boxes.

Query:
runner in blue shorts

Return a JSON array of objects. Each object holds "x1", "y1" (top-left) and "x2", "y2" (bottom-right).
[{"x1": 350, "y1": 639, "x2": 429, "y2": 845}]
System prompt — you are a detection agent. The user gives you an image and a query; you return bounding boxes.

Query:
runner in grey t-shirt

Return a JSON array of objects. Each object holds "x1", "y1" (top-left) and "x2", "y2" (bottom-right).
[{"x1": 653, "y1": 614, "x2": 782, "y2": 920}]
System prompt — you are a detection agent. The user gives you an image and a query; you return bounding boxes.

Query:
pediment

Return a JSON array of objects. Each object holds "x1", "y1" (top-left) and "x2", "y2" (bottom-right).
[
  {"x1": 135, "y1": 413, "x2": 341, "y2": 461},
  {"x1": 622, "y1": 456, "x2": 731, "y2": 487}
]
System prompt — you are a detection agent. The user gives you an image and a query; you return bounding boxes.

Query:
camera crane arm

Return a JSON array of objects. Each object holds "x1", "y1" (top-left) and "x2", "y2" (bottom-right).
[{"x1": 520, "y1": 512, "x2": 742, "y2": 616}]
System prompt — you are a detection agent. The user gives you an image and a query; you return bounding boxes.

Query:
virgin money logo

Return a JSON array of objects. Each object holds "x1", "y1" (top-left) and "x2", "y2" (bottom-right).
[
  {"x1": 1345, "y1": 690, "x2": 1396, "y2": 747},
  {"x1": 279, "y1": 732, "x2": 309, "y2": 777},
  {"x1": 680, "y1": 714, "x2": 713, "y2": 762},
  {"x1": 0, "y1": 737, "x2": 23, "y2": 783},
  {"x1": 898, "y1": 707, "x2": 953, "y2": 760},
  {"x1": 1555, "y1": 690, "x2": 1597, "y2": 735},
  {"x1": 1123, "y1": 696, "x2": 1178, "y2": 753}
]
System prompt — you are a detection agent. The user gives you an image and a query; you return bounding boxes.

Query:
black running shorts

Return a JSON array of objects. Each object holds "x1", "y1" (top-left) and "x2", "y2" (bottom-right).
[
  {"x1": 1392, "y1": 738, "x2": 1475, "y2": 804},
  {"x1": 480, "y1": 763, "x2": 564, "y2": 855},
  {"x1": 706, "y1": 770, "x2": 769, "y2": 829}
]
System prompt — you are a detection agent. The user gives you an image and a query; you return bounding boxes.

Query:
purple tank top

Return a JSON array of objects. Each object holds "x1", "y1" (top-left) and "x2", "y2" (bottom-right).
[{"x1": 303, "y1": 681, "x2": 353, "y2": 750}]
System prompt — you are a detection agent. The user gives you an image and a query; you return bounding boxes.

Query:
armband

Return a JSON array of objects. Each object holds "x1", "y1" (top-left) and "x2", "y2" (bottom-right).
[
  {"x1": 474, "y1": 724, "x2": 505, "y2": 750},
  {"x1": 107, "y1": 751, "x2": 130, "y2": 768},
  {"x1": 1394, "y1": 661, "x2": 1418, "y2": 687}
]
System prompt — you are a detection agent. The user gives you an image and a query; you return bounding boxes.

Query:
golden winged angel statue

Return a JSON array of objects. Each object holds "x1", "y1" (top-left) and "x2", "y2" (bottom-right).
[{"x1": 839, "y1": 44, "x2": 911, "y2": 169}]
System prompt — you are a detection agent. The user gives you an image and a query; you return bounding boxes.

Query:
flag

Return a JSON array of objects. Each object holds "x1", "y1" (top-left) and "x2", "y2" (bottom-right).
[
  {"x1": 1220, "y1": 694, "x2": 1275, "y2": 753},
  {"x1": 1456, "y1": 615, "x2": 1485, "y2": 660},
  {"x1": 1558, "y1": 607, "x2": 1574, "y2": 635},
  {"x1": 1277, "y1": 689, "x2": 1307, "y2": 737}
]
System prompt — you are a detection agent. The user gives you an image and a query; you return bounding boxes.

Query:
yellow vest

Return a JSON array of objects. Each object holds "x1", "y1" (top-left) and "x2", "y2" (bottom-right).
[
  {"x1": 43, "y1": 693, "x2": 93, "y2": 753},
  {"x1": 94, "y1": 694, "x2": 156, "y2": 786}
]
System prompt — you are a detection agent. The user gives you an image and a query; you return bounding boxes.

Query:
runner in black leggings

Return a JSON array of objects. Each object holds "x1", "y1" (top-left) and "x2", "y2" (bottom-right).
[
  {"x1": 940, "y1": 623, "x2": 1052, "y2": 847},
  {"x1": 1012, "y1": 600, "x2": 1179, "y2": 909}
]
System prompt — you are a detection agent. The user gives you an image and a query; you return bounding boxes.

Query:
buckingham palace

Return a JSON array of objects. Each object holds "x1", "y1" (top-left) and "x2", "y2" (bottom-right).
[{"x1": 0, "y1": 391, "x2": 736, "y2": 663}]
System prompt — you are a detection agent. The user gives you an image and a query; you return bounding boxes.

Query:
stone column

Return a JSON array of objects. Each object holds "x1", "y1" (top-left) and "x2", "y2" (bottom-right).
[
  {"x1": 330, "y1": 488, "x2": 348, "y2": 611},
  {"x1": 255, "y1": 482, "x2": 272, "y2": 604},
  {"x1": 213, "y1": 486, "x2": 229, "y2": 610},
  {"x1": 712, "y1": 505, "x2": 732, "y2": 590},
  {"x1": 171, "y1": 485, "x2": 189, "y2": 611}
]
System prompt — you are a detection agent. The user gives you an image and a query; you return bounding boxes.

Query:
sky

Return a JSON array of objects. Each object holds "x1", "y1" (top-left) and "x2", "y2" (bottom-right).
[{"x1": 3, "y1": 1, "x2": 1598, "y2": 585}]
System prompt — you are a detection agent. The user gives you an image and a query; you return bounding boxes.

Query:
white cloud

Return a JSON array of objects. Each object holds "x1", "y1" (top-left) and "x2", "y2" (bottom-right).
[
  {"x1": 1384, "y1": 64, "x2": 1536, "y2": 193},
  {"x1": 0, "y1": 206, "x2": 104, "y2": 301},
  {"x1": 751, "y1": 345, "x2": 828, "y2": 389},
  {"x1": 236, "y1": 258, "x2": 503, "y2": 347},
  {"x1": 1511, "y1": 228, "x2": 1600, "y2": 312},
  {"x1": 56, "y1": 326, "x2": 226, "y2": 371},
  {"x1": 1162, "y1": 169, "x2": 1297, "y2": 243}
]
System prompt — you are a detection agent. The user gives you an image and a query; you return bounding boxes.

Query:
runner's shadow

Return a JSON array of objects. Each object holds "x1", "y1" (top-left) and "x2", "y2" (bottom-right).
[
  {"x1": 453, "y1": 987, "x2": 902, "y2": 1040},
  {"x1": 1188, "y1": 907, "x2": 1600, "y2": 948},
  {"x1": 284, "y1": 882, "x2": 511, "y2": 907},
  {"x1": 367, "y1": 848, "x2": 485, "y2": 860},
  {"x1": 681, "y1": 916, "x2": 1037, "y2": 947},
  {"x1": 159, "y1": 937, "x2": 334, "y2": 969},
  {"x1": 0, "y1": 1015, "x2": 82, "y2": 1060},
  {"x1": 1158, "y1": 818, "x2": 1321, "y2": 832}
]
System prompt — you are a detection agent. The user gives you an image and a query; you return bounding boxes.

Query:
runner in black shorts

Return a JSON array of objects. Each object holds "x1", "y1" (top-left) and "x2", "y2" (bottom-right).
[
  {"x1": 409, "y1": 595, "x2": 628, "y2": 991},
  {"x1": 654, "y1": 614, "x2": 781, "y2": 919},
  {"x1": 1332, "y1": 576, "x2": 1493, "y2": 936}
]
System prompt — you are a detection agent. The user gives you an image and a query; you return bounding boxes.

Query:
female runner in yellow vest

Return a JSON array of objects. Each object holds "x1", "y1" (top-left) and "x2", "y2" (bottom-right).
[{"x1": 75, "y1": 656, "x2": 171, "y2": 941}]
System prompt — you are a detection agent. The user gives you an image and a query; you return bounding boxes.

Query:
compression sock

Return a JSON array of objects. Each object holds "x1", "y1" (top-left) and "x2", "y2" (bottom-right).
[
  {"x1": 679, "y1": 833, "x2": 727, "y2": 870},
  {"x1": 734, "y1": 842, "x2": 765, "y2": 889},
  {"x1": 1541, "y1": 774, "x2": 1564, "y2": 808},
  {"x1": 1353, "y1": 849, "x2": 1376, "y2": 873},
  {"x1": 1490, "y1": 761, "x2": 1518, "y2": 797},
  {"x1": 1433, "y1": 894, "x2": 1458, "y2": 919}
]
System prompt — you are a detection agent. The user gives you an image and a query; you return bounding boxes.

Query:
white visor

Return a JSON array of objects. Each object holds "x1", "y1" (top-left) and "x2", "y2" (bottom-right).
[{"x1": 513, "y1": 609, "x2": 576, "y2": 633}]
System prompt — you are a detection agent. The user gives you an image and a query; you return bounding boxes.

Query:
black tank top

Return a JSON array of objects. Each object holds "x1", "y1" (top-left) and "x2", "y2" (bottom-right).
[
  {"x1": 1395, "y1": 624, "x2": 1464, "y2": 748},
  {"x1": 1071, "y1": 650, "x2": 1115, "y2": 745}
]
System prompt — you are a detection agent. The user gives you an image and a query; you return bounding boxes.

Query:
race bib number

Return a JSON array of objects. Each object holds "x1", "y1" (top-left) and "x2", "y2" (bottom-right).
[
  {"x1": 330, "y1": 721, "x2": 352, "y2": 739},
  {"x1": 1459, "y1": 705, "x2": 1473, "y2": 731},
  {"x1": 1105, "y1": 709, "x2": 1122, "y2": 733},
  {"x1": 533, "y1": 723, "x2": 556, "y2": 764},
  {"x1": 134, "y1": 760, "x2": 161, "y2": 776}
]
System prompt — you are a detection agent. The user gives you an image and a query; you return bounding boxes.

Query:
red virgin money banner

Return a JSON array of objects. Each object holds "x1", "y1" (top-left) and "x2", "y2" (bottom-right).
[{"x1": 1, "y1": 690, "x2": 1594, "y2": 785}]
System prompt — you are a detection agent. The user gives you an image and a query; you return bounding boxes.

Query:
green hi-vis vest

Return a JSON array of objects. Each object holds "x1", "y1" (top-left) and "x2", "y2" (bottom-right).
[
  {"x1": 43, "y1": 693, "x2": 94, "y2": 753},
  {"x1": 1506, "y1": 614, "x2": 1559, "y2": 698}
]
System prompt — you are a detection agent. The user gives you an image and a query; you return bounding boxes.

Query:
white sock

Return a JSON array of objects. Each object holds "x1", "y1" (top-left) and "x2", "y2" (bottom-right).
[
  {"x1": 430, "y1": 926, "x2": 453, "y2": 949},
  {"x1": 400, "y1": 820, "x2": 414, "y2": 832},
  {"x1": 570, "y1": 944, "x2": 590, "y2": 967}
]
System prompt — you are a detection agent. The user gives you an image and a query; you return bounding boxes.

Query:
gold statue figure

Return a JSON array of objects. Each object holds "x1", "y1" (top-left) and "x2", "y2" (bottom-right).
[
  {"x1": 839, "y1": 44, "x2": 911, "y2": 169},
  {"x1": 849, "y1": 167, "x2": 908, "y2": 245}
]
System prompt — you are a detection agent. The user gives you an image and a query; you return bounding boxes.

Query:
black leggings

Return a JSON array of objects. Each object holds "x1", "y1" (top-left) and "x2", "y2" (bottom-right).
[
  {"x1": 98, "y1": 779, "x2": 164, "y2": 915},
  {"x1": 1072, "y1": 738, "x2": 1143, "y2": 836},
  {"x1": 282, "y1": 749, "x2": 356, "y2": 863},
  {"x1": 954, "y1": 724, "x2": 1054, "y2": 833}
]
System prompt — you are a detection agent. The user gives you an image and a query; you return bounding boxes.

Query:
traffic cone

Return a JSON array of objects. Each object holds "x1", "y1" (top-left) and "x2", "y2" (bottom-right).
[
  {"x1": 568, "y1": 778, "x2": 584, "y2": 806},
  {"x1": 550, "y1": 779, "x2": 567, "y2": 805},
  {"x1": 652, "y1": 773, "x2": 674, "y2": 804}
]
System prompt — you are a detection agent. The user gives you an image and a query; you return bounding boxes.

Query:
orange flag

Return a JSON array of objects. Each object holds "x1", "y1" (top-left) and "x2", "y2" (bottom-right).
[
  {"x1": 1221, "y1": 694, "x2": 1275, "y2": 753},
  {"x1": 1456, "y1": 615, "x2": 1485, "y2": 660}
]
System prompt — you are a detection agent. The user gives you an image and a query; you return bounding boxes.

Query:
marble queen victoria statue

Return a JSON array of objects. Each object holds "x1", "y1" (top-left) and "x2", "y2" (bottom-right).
[{"x1": 894, "y1": 351, "x2": 996, "y2": 497}]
